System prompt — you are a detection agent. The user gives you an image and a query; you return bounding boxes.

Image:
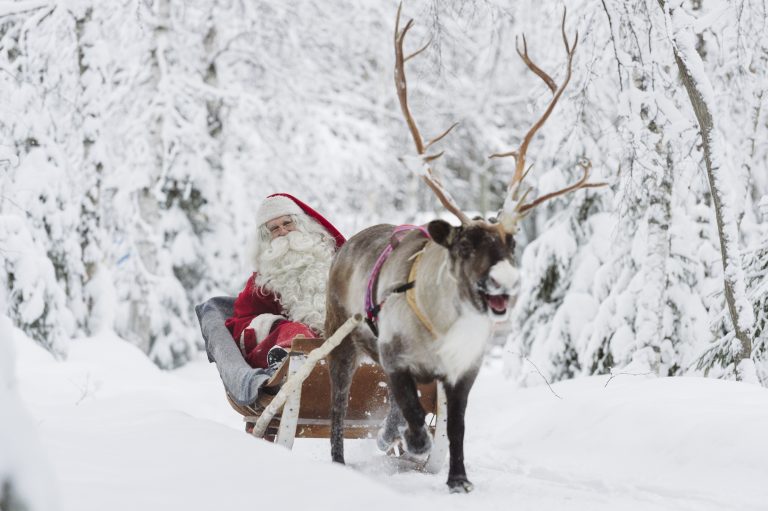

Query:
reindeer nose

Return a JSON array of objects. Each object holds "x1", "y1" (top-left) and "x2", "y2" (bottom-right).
[{"x1": 488, "y1": 260, "x2": 519, "y2": 293}]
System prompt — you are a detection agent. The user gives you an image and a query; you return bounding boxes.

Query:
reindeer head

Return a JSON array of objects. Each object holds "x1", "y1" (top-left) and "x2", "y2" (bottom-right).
[{"x1": 428, "y1": 220, "x2": 519, "y2": 316}]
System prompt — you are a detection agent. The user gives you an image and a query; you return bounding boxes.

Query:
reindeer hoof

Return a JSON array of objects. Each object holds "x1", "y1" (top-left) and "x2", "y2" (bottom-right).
[
  {"x1": 447, "y1": 478, "x2": 474, "y2": 493},
  {"x1": 403, "y1": 425, "x2": 432, "y2": 457},
  {"x1": 376, "y1": 427, "x2": 400, "y2": 452}
]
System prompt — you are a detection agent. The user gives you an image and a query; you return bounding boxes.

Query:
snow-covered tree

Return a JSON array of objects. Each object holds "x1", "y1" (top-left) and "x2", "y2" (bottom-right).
[
  {"x1": 580, "y1": 0, "x2": 716, "y2": 379},
  {"x1": 742, "y1": 198, "x2": 768, "y2": 382},
  {"x1": 504, "y1": 0, "x2": 742, "y2": 385},
  {"x1": 658, "y1": 0, "x2": 755, "y2": 381},
  {"x1": 1, "y1": 3, "x2": 85, "y2": 355}
]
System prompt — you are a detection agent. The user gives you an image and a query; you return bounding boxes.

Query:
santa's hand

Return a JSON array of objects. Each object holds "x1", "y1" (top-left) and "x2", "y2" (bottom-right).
[{"x1": 246, "y1": 313, "x2": 285, "y2": 344}]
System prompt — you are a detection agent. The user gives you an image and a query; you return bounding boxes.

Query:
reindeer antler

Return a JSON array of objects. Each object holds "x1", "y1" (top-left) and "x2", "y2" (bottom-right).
[
  {"x1": 394, "y1": 3, "x2": 471, "y2": 226},
  {"x1": 493, "y1": 8, "x2": 606, "y2": 233}
]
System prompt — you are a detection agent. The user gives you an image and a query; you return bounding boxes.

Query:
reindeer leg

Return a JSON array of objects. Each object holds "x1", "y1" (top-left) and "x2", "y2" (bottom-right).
[
  {"x1": 328, "y1": 338, "x2": 357, "y2": 464},
  {"x1": 377, "y1": 387, "x2": 406, "y2": 452},
  {"x1": 388, "y1": 370, "x2": 431, "y2": 456},
  {"x1": 444, "y1": 368, "x2": 479, "y2": 493}
]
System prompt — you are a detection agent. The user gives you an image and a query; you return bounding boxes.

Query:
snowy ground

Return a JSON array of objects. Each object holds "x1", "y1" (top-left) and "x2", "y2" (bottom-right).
[{"x1": 12, "y1": 331, "x2": 768, "y2": 511}]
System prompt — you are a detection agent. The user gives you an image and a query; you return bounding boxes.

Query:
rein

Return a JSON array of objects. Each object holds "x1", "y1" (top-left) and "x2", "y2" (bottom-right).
[{"x1": 364, "y1": 224, "x2": 431, "y2": 336}]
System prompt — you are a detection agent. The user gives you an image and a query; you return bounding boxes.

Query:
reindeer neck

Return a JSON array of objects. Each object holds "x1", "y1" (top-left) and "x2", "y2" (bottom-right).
[{"x1": 411, "y1": 241, "x2": 461, "y2": 335}]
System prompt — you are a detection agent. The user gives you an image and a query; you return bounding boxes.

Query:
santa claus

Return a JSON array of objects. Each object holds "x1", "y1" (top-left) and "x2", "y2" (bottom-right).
[{"x1": 225, "y1": 193, "x2": 345, "y2": 369}]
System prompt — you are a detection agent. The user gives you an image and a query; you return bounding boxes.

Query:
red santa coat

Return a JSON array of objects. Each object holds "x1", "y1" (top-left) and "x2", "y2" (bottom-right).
[
  {"x1": 224, "y1": 194, "x2": 345, "y2": 369},
  {"x1": 224, "y1": 275, "x2": 315, "y2": 368}
]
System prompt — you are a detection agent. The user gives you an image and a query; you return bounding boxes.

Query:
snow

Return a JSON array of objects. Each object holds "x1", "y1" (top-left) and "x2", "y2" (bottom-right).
[
  {"x1": 0, "y1": 312, "x2": 58, "y2": 511},
  {"x1": 10, "y1": 329, "x2": 768, "y2": 511}
]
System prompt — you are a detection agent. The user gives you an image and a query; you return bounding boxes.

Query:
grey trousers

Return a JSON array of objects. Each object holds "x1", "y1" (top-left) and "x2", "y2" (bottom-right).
[{"x1": 195, "y1": 296, "x2": 272, "y2": 406}]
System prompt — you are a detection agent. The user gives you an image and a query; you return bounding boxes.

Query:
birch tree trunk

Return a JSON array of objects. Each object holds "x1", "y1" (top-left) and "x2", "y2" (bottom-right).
[
  {"x1": 203, "y1": 17, "x2": 223, "y2": 178},
  {"x1": 658, "y1": 0, "x2": 755, "y2": 379},
  {"x1": 633, "y1": 145, "x2": 673, "y2": 371}
]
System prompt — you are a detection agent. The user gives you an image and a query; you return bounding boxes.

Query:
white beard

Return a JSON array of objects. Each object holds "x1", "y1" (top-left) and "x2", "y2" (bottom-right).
[{"x1": 254, "y1": 230, "x2": 335, "y2": 334}]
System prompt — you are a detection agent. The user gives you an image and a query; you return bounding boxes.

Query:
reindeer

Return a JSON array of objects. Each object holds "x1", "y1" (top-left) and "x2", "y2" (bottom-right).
[{"x1": 324, "y1": 6, "x2": 603, "y2": 493}]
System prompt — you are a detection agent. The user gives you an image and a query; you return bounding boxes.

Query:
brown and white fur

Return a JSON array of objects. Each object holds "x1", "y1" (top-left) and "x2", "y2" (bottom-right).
[{"x1": 325, "y1": 219, "x2": 519, "y2": 493}]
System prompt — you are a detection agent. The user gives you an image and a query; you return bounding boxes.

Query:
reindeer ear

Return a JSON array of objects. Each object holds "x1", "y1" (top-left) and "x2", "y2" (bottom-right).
[{"x1": 428, "y1": 220, "x2": 457, "y2": 248}]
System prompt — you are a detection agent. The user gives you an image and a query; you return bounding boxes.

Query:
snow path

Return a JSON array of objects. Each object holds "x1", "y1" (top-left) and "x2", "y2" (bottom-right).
[{"x1": 13, "y1": 331, "x2": 768, "y2": 511}]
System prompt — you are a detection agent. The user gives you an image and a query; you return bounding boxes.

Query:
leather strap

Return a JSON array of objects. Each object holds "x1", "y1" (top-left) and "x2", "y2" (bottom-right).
[{"x1": 405, "y1": 251, "x2": 438, "y2": 337}]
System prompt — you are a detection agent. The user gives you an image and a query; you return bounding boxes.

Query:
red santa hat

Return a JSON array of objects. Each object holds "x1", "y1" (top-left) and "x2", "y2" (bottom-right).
[{"x1": 257, "y1": 193, "x2": 346, "y2": 248}]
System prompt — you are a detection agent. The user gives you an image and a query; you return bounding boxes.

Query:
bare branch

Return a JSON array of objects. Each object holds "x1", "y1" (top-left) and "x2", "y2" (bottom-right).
[{"x1": 0, "y1": 0, "x2": 50, "y2": 18}]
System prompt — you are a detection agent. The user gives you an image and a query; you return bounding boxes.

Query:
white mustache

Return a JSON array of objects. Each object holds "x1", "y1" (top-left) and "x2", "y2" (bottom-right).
[{"x1": 261, "y1": 231, "x2": 316, "y2": 262}]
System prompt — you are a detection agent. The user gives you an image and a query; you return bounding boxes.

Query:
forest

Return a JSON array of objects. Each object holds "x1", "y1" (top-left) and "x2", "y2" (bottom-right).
[{"x1": 3, "y1": 0, "x2": 765, "y2": 380}]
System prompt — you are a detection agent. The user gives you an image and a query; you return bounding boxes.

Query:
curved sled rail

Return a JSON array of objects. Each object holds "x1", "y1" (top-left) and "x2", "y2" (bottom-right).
[{"x1": 252, "y1": 314, "x2": 363, "y2": 438}]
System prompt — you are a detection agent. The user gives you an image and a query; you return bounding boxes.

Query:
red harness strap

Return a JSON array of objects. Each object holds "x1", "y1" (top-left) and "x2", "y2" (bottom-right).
[{"x1": 364, "y1": 225, "x2": 431, "y2": 336}]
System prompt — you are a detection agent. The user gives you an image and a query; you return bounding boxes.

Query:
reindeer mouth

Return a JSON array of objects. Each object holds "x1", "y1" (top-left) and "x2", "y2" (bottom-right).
[{"x1": 482, "y1": 293, "x2": 510, "y2": 315}]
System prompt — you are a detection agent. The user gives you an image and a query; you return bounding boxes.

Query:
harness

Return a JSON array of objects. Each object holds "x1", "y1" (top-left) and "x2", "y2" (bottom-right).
[{"x1": 364, "y1": 225, "x2": 434, "y2": 337}]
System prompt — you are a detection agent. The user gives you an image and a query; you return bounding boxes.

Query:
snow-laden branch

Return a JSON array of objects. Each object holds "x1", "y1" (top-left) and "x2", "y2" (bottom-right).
[{"x1": 0, "y1": 0, "x2": 48, "y2": 18}]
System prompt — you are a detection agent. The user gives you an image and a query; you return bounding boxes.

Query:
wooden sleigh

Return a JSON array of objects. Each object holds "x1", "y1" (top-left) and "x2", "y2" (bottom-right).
[{"x1": 226, "y1": 316, "x2": 449, "y2": 473}]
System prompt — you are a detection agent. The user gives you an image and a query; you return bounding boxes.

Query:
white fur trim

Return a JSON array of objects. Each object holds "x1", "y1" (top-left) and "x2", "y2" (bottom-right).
[
  {"x1": 238, "y1": 331, "x2": 247, "y2": 355},
  {"x1": 248, "y1": 313, "x2": 285, "y2": 343},
  {"x1": 256, "y1": 196, "x2": 303, "y2": 226}
]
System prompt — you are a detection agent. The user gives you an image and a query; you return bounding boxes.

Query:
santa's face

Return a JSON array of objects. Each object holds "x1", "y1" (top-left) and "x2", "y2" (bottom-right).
[
  {"x1": 255, "y1": 226, "x2": 335, "y2": 334},
  {"x1": 265, "y1": 215, "x2": 297, "y2": 239}
]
